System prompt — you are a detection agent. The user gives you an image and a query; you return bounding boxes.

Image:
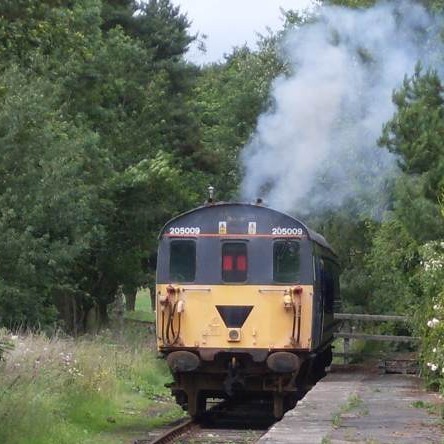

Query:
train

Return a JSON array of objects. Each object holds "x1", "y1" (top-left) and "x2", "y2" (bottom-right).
[{"x1": 155, "y1": 193, "x2": 340, "y2": 419}]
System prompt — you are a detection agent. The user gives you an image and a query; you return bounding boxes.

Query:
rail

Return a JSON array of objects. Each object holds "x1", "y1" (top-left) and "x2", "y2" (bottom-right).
[
  {"x1": 333, "y1": 313, "x2": 419, "y2": 364},
  {"x1": 144, "y1": 418, "x2": 196, "y2": 444}
]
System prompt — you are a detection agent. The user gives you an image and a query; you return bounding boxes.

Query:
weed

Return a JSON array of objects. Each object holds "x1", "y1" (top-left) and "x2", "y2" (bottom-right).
[
  {"x1": 0, "y1": 324, "x2": 180, "y2": 444},
  {"x1": 331, "y1": 411, "x2": 342, "y2": 428},
  {"x1": 345, "y1": 393, "x2": 363, "y2": 411},
  {"x1": 331, "y1": 392, "x2": 366, "y2": 429},
  {"x1": 411, "y1": 400, "x2": 442, "y2": 417}
]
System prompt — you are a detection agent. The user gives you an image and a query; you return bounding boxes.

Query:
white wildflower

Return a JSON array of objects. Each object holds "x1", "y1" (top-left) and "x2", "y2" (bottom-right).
[
  {"x1": 427, "y1": 318, "x2": 440, "y2": 328},
  {"x1": 431, "y1": 364, "x2": 438, "y2": 372},
  {"x1": 432, "y1": 347, "x2": 437, "y2": 353}
]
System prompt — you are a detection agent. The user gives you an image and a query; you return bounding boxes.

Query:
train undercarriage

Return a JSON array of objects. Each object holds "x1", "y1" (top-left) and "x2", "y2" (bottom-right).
[{"x1": 164, "y1": 346, "x2": 333, "y2": 419}]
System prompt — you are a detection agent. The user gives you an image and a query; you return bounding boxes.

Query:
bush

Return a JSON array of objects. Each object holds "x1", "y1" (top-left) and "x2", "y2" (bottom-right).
[{"x1": 413, "y1": 241, "x2": 444, "y2": 393}]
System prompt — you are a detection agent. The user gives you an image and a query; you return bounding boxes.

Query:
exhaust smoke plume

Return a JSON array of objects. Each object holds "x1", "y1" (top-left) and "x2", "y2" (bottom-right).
[{"x1": 240, "y1": 1, "x2": 443, "y2": 216}]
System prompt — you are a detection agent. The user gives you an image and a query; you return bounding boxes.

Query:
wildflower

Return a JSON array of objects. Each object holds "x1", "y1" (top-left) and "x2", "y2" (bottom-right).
[
  {"x1": 432, "y1": 347, "x2": 437, "y2": 353},
  {"x1": 427, "y1": 318, "x2": 440, "y2": 328},
  {"x1": 431, "y1": 364, "x2": 438, "y2": 372}
]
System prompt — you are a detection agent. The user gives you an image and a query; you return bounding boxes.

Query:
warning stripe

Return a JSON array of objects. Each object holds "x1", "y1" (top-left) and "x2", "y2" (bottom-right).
[{"x1": 163, "y1": 233, "x2": 306, "y2": 239}]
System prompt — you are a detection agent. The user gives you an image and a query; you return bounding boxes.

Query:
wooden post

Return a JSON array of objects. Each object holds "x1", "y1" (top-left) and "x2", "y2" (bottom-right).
[{"x1": 343, "y1": 320, "x2": 350, "y2": 364}]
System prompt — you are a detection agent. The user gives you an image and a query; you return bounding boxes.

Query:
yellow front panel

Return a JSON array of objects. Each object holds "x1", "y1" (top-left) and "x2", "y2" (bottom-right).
[{"x1": 156, "y1": 284, "x2": 313, "y2": 350}]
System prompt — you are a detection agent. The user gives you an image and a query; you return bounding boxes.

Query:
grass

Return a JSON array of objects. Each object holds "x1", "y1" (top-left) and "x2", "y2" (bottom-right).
[
  {"x1": 412, "y1": 400, "x2": 444, "y2": 419},
  {"x1": 0, "y1": 316, "x2": 183, "y2": 444},
  {"x1": 331, "y1": 393, "x2": 366, "y2": 429},
  {"x1": 332, "y1": 337, "x2": 393, "y2": 365},
  {"x1": 124, "y1": 288, "x2": 155, "y2": 323}
]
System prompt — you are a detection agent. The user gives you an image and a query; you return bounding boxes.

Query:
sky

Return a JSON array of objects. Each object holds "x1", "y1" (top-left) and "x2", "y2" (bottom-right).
[{"x1": 172, "y1": 0, "x2": 315, "y2": 64}]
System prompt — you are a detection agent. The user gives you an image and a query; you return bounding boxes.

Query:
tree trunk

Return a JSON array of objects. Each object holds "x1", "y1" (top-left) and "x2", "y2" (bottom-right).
[
  {"x1": 125, "y1": 288, "x2": 137, "y2": 311},
  {"x1": 98, "y1": 301, "x2": 109, "y2": 326}
]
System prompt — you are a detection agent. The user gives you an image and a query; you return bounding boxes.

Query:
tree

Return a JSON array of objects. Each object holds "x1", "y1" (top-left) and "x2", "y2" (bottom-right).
[
  {"x1": 380, "y1": 66, "x2": 444, "y2": 201},
  {"x1": 0, "y1": 0, "x2": 205, "y2": 329},
  {"x1": 0, "y1": 67, "x2": 108, "y2": 329},
  {"x1": 364, "y1": 67, "x2": 444, "y2": 318}
]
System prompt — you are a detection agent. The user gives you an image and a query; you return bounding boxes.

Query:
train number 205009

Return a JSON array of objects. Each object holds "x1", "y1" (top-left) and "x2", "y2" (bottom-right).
[
  {"x1": 272, "y1": 227, "x2": 303, "y2": 236},
  {"x1": 169, "y1": 227, "x2": 201, "y2": 235}
]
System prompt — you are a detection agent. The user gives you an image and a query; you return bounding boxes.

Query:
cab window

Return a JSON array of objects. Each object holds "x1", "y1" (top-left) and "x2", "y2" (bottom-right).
[
  {"x1": 222, "y1": 243, "x2": 247, "y2": 282},
  {"x1": 273, "y1": 240, "x2": 300, "y2": 282},
  {"x1": 170, "y1": 240, "x2": 196, "y2": 282}
]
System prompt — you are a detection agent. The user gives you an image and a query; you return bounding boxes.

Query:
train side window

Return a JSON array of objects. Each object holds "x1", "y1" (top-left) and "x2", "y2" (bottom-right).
[
  {"x1": 170, "y1": 240, "x2": 196, "y2": 282},
  {"x1": 222, "y1": 243, "x2": 247, "y2": 282},
  {"x1": 323, "y1": 259, "x2": 339, "y2": 314},
  {"x1": 273, "y1": 240, "x2": 300, "y2": 283}
]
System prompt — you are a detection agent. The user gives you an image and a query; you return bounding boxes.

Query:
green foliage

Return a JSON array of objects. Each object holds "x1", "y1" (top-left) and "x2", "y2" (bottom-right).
[
  {"x1": 413, "y1": 241, "x2": 444, "y2": 392},
  {"x1": 0, "y1": 330, "x2": 13, "y2": 361},
  {"x1": 0, "y1": 67, "x2": 107, "y2": 327},
  {"x1": 310, "y1": 209, "x2": 377, "y2": 312},
  {"x1": 2, "y1": 0, "x2": 441, "y2": 346},
  {"x1": 374, "y1": 66, "x2": 444, "y2": 383},
  {"x1": 323, "y1": 0, "x2": 377, "y2": 7},
  {"x1": 0, "y1": 329, "x2": 181, "y2": 444},
  {"x1": 380, "y1": 67, "x2": 444, "y2": 201},
  {"x1": 194, "y1": 40, "x2": 286, "y2": 199},
  {"x1": 365, "y1": 219, "x2": 419, "y2": 314},
  {"x1": 0, "y1": 0, "x2": 207, "y2": 329}
]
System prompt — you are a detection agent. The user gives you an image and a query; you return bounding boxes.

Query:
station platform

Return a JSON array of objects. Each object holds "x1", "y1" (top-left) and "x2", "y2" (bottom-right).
[{"x1": 258, "y1": 367, "x2": 443, "y2": 443}]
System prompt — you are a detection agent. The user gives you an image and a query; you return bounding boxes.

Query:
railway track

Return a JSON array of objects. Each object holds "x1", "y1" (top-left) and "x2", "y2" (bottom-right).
[
  {"x1": 141, "y1": 420, "x2": 266, "y2": 444},
  {"x1": 135, "y1": 399, "x2": 275, "y2": 444}
]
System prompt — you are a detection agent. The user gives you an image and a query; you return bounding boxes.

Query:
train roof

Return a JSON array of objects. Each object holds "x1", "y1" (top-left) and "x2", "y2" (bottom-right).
[{"x1": 159, "y1": 202, "x2": 335, "y2": 253}]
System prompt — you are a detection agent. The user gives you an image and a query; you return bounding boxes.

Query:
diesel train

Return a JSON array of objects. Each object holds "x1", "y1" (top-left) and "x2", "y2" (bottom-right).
[{"x1": 155, "y1": 195, "x2": 340, "y2": 418}]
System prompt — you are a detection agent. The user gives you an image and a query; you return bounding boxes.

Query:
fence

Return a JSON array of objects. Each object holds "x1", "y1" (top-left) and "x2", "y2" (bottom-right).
[{"x1": 333, "y1": 313, "x2": 419, "y2": 364}]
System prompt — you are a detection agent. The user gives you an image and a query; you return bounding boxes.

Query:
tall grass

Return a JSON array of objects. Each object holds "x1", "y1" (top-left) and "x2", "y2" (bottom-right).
[{"x1": 0, "y1": 326, "x2": 182, "y2": 444}]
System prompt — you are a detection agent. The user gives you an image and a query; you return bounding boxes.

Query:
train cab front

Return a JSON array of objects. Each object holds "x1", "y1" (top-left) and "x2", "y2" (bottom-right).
[{"x1": 155, "y1": 201, "x2": 339, "y2": 418}]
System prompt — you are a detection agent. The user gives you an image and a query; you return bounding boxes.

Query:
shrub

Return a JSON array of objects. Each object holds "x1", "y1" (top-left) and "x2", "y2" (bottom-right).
[{"x1": 414, "y1": 241, "x2": 444, "y2": 393}]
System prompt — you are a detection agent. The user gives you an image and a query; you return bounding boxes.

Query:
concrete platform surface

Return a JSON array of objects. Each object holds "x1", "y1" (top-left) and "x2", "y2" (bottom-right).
[{"x1": 259, "y1": 369, "x2": 443, "y2": 443}]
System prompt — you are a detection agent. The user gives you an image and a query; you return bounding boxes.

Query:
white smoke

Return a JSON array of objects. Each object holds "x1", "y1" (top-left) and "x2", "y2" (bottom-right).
[{"x1": 240, "y1": 1, "x2": 443, "y2": 216}]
